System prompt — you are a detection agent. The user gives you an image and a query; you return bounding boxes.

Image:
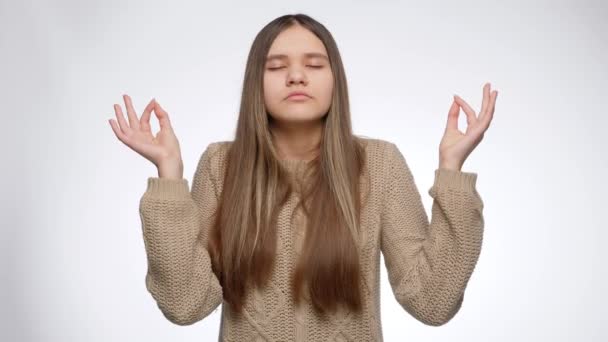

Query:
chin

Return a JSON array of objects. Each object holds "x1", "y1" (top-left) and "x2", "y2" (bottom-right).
[{"x1": 284, "y1": 110, "x2": 324, "y2": 120}]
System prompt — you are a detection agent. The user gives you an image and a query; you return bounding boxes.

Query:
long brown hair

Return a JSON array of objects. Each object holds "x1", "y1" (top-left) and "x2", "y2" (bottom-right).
[{"x1": 204, "y1": 13, "x2": 368, "y2": 317}]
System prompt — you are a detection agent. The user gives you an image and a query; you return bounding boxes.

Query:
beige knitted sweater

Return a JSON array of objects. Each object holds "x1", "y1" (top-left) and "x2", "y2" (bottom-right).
[{"x1": 138, "y1": 137, "x2": 484, "y2": 341}]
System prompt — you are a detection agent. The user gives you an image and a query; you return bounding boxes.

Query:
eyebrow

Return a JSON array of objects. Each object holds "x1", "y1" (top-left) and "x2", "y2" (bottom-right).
[{"x1": 265, "y1": 52, "x2": 329, "y2": 62}]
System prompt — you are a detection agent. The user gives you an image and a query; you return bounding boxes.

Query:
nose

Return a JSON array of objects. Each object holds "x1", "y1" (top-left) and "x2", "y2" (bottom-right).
[{"x1": 286, "y1": 68, "x2": 308, "y2": 86}]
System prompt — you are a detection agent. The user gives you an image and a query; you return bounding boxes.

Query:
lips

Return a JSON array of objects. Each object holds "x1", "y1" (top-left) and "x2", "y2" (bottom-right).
[{"x1": 286, "y1": 91, "x2": 311, "y2": 99}]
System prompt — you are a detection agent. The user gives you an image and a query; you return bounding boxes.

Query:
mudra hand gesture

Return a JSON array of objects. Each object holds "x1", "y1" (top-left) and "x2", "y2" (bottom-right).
[
  {"x1": 439, "y1": 82, "x2": 498, "y2": 171},
  {"x1": 108, "y1": 94, "x2": 184, "y2": 179}
]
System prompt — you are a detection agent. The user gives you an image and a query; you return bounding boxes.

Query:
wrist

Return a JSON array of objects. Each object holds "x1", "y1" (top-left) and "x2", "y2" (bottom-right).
[
  {"x1": 157, "y1": 159, "x2": 184, "y2": 180},
  {"x1": 438, "y1": 159, "x2": 462, "y2": 171}
]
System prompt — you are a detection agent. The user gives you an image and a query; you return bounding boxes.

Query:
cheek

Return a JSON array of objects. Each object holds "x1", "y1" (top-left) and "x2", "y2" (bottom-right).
[
  {"x1": 318, "y1": 73, "x2": 334, "y2": 101},
  {"x1": 263, "y1": 75, "x2": 279, "y2": 103}
]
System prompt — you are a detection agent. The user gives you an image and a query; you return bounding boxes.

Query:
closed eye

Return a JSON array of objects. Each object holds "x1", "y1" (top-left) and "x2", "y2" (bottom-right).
[{"x1": 267, "y1": 65, "x2": 324, "y2": 70}]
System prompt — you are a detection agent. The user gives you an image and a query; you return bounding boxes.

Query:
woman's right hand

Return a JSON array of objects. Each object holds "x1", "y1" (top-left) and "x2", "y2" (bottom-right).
[{"x1": 108, "y1": 94, "x2": 183, "y2": 177}]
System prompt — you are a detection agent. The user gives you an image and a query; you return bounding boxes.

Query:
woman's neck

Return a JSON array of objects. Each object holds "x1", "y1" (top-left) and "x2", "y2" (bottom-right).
[{"x1": 270, "y1": 120, "x2": 323, "y2": 161}]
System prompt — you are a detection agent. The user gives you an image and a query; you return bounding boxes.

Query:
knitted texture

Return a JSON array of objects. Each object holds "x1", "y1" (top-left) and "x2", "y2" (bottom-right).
[{"x1": 138, "y1": 137, "x2": 484, "y2": 341}]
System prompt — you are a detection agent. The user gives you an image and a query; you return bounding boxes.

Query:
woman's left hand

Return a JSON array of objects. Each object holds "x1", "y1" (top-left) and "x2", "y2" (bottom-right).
[{"x1": 438, "y1": 82, "x2": 498, "y2": 171}]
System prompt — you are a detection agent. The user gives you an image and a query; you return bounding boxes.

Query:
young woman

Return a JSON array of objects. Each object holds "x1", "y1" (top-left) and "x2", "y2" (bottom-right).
[{"x1": 109, "y1": 13, "x2": 497, "y2": 342}]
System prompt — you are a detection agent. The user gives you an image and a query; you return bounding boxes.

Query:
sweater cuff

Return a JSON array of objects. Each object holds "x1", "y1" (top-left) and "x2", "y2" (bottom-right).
[
  {"x1": 434, "y1": 168, "x2": 477, "y2": 191},
  {"x1": 145, "y1": 177, "x2": 190, "y2": 199}
]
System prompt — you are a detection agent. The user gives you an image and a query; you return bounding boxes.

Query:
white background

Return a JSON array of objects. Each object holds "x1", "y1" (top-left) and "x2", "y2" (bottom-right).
[{"x1": 2, "y1": 0, "x2": 606, "y2": 340}]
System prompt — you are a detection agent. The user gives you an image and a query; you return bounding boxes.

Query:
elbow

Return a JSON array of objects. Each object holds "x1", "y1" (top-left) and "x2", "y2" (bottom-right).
[
  {"x1": 144, "y1": 265, "x2": 225, "y2": 326},
  {"x1": 153, "y1": 288, "x2": 222, "y2": 326},
  {"x1": 407, "y1": 309, "x2": 457, "y2": 327},
  {"x1": 145, "y1": 274, "x2": 215, "y2": 326},
  {"x1": 152, "y1": 293, "x2": 223, "y2": 327},
  {"x1": 423, "y1": 310, "x2": 459, "y2": 327},
  {"x1": 423, "y1": 292, "x2": 464, "y2": 327},
  {"x1": 160, "y1": 307, "x2": 202, "y2": 326},
  {"x1": 160, "y1": 296, "x2": 222, "y2": 326},
  {"x1": 149, "y1": 292, "x2": 206, "y2": 326},
  {"x1": 399, "y1": 291, "x2": 464, "y2": 327}
]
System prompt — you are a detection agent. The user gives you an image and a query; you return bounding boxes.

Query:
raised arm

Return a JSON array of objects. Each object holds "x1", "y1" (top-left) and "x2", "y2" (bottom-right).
[
  {"x1": 139, "y1": 143, "x2": 224, "y2": 325},
  {"x1": 380, "y1": 142, "x2": 484, "y2": 326}
]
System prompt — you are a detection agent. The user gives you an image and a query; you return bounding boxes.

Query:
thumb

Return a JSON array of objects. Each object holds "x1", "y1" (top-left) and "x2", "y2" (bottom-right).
[
  {"x1": 444, "y1": 99, "x2": 460, "y2": 134},
  {"x1": 153, "y1": 101, "x2": 172, "y2": 130}
]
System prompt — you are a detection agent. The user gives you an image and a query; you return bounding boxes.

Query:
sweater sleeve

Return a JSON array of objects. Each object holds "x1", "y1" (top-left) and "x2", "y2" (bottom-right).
[
  {"x1": 380, "y1": 142, "x2": 484, "y2": 326},
  {"x1": 138, "y1": 143, "x2": 223, "y2": 325}
]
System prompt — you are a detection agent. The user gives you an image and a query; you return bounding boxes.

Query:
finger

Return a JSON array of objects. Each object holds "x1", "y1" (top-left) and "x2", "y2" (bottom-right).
[
  {"x1": 479, "y1": 82, "x2": 490, "y2": 121},
  {"x1": 114, "y1": 104, "x2": 131, "y2": 135},
  {"x1": 153, "y1": 101, "x2": 173, "y2": 131},
  {"x1": 109, "y1": 118, "x2": 129, "y2": 143},
  {"x1": 140, "y1": 98, "x2": 156, "y2": 133},
  {"x1": 445, "y1": 99, "x2": 460, "y2": 133},
  {"x1": 482, "y1": 90, "x2": 498, "y2": 129},
  {"x1": 109, "y1": 118, "x2": 145, "y2": 152},
  {"x1": 453, "y1": 95, "x2": 477, "y2": 126},
  {"x1": 123, "y1": 94, "x2": 140, "y2": 130}
]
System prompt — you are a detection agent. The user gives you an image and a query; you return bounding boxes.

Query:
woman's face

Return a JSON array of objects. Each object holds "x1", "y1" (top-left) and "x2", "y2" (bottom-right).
[{"x1": 263, "y1": 24, "x2": 334, "y2": 126}]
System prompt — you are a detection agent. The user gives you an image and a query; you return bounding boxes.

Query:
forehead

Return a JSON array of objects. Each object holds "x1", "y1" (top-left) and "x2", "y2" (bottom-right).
[{"x1": 266, "y1": 25, "x2": 328, "y2": 62}]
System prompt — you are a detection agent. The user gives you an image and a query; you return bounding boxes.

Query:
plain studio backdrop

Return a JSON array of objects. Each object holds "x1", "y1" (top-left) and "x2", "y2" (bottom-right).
[{"x1": 1, "y1": 0, "x2": 606, "y2": 340}]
